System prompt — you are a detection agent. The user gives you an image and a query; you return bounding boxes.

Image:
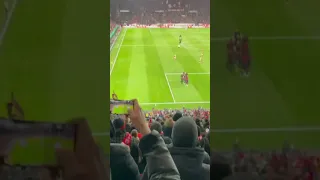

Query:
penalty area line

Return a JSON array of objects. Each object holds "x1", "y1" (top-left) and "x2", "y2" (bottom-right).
[{"x1": 164, "y1": 74, "x2": 176, "y2": 103}]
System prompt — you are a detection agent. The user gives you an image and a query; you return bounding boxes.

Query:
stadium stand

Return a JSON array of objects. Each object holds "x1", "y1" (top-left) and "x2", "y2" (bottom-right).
[
  {"x1": 110, "y1": 0, "x2": 320, "y2": 180},
  {"x1": 110, "y1": 0, "x2": 211, "y2": 178},
  {"x1": 111, "y1": 0, "x2": 210, "y2": 25}
]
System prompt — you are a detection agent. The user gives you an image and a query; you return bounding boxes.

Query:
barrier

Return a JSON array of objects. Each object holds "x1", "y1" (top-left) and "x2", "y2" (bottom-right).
[
  {"x1": 110, "y1": 25, "x2": 119, "y2": 39},
  {"x1": 123, "y1": 23, "x2": 210, "y2": 29}
]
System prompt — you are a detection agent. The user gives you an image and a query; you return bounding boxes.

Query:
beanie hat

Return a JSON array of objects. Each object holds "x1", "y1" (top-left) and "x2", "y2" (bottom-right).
[
  {"x1": 113, "y1": 118, "x2": 124, "y2": 130},
  {"x1": 172, "y1": 112, "x2": 182, "y2": 122},
  {"x1": 150, "y1": 121, "x2": 162, "y2": 133},
  {"x1": 172, "y1": 116, "x2": 198, "y2": 148}
]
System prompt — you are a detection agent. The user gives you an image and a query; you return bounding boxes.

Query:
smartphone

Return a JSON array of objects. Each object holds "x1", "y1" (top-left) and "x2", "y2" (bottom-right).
[
  {"x1": 110, "y1": 99, "x2": 134, "y2": 114},
  {"x1": 0, "y1": 118, "x2": 76, "y2": 166}
]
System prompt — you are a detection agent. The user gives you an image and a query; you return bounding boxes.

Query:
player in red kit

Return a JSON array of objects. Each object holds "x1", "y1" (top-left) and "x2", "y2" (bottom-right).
[
  {"x1": 184, "y1": 73, "x2": 189, "y2": 86},
  {"x1": 180, "y1": 72, "x2": 185, "y2": 84},
  {"x1": 241, "y1": 36, "x2": 250, "y2": 77}
]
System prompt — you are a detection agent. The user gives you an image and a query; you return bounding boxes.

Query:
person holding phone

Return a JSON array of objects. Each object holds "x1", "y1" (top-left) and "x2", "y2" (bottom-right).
[{"x1": 110, "y1": 99, "x2": 181, "y2": 180}]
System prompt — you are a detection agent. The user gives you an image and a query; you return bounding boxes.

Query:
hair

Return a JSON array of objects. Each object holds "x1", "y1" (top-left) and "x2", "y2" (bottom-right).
[
  {"x1": 131, "y1": 129, "x2": 138, "y2": 138},
  {"x1": 164, "y1": 118, "x2": 174, "y2": 127}
]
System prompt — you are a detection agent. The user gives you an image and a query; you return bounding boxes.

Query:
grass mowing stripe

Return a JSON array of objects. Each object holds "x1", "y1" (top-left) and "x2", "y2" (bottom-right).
[
  {"x1": 166, "y1": 31, "x2": 207, "y2": 73},
  {"x1": 164, "y1": 74, "x2": 176, "y2": 102},
  {"x1": 110, "y1": 29, "x2": 133, "y2": 100},
  {"x1": 166, "y1": 31, "x2": 210, "y2": 101},
  {"x1": 144, "y1": 29, "x2": 175, "y2": 102},
  {"x1": 110, "y1": 28, "x2": 127, "y2": 76}
]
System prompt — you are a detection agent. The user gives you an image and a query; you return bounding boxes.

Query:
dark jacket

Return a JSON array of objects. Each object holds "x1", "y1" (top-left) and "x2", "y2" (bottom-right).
[
  {"x1": 169, "y1": 147, "x2": 210, "y2": 180},
  {"x1": 169, "y1": 116, "x2": 210, "y2": 180},
  {"x1": 110, "y1": 143, "x2": 140, "y2": 180},
  {"x1": 162, "y1": 135, "x2": 172, "y2": 145},
  {"x1": 140, "y1": 130, "x2": 181, "y2": 180},
  {"x1": 163, "y1": 119, "x2": 174, "y2": 138},
  {"x1": 163, "y1": 126, "x2": 173, "y2": 139},
  {"x1": 203, "y1": 151, "x2": 210, "y2": 164}
]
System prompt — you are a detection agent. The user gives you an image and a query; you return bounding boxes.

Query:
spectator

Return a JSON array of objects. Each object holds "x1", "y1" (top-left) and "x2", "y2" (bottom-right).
[
  {"x1": 110, "y1": 143, "x2": 140, "y2": 180},
  {"x1": 111, "y1": 99, "x2": 181, "y2": 180},
  {"x1": 111, "y1": 118, "x2": 125, "y2": 143},
  {"x1": 167, "y1": 116, "x2": 210, "y2": 180},
  {"x1": 173, "y1": 111, "x2": 183, "y2": 122},
  {"x1": 150, "y1": 121, "x2": 172, "y2": 145},
  {"x1": 163, "y1": 115, "x2": 175, "y2": 138}
]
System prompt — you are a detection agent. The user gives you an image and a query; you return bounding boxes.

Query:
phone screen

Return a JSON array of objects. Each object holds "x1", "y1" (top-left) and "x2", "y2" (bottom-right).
[
  {"x1": 110, "y1": 99, "x2": 134, "y2": 114},
  {"x1": 0, "y1": 118, "x2": 76, "y2": 166}
]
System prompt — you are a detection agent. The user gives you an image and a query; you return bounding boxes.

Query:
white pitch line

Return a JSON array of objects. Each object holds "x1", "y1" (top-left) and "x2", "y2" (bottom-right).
[
  {"x1": 211, "y1": 36, "x2": 320, "y2": 42},
  {"x1": 212, "y1": 127, "x2": 320, "y2": 133},
  {"x1": 121, "y1": 44, "x2": 209, "y2": 47},
  {"x1": 110, "y1": 29, "x2": 120, "y2": 51},
  {"x1": 140, "y1": 101, "x2": 210, "y2": 105},
  {"x1": 164, "y1": 74, "x2": 176, "y2": 103},
  {"x1": 166, "y1": 72, "x2": 210, "y2": 75},
  {"x1": 110, "y1": 28, "x2": 127, "y2": 76}
]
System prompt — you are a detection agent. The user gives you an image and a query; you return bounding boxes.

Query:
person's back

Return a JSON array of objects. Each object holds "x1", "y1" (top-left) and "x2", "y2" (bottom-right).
[
  {"x1": 169, "y1": 147, "x2": 210, "y2": 180},
  {"x1": 169, "y1": 117, "x2": 210, "y2": 180},
  {"x1": 110, "y1": 143, "x2": 140, "y2": 180}
]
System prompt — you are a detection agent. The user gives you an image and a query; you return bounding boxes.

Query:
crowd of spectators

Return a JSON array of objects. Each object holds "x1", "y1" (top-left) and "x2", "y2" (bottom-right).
[
  {"x1": 110, "y1": 100, "x2": 320, "y2": 180},
  {"x1": 110, "y1": 0, "x2": 210, "y2": 25},
  {"x1": 212, "y1": 144, "x2": 320, "y2": 179},
  {"x1": 110, "y1": 100, "x2": 211, "y2": 180}
]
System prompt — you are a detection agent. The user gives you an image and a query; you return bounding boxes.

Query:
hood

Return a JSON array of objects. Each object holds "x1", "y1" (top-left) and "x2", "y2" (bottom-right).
[
  {"x1": 172, "y1": 116, "x2": 198, "y2": 148},
  {"x1": 110, "y1": 143, "x2": 140, "y2": 180}
]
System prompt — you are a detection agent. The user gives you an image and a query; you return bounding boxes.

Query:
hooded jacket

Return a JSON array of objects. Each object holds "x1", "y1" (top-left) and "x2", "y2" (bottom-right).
[
  {"x1": 170, "y1": 117, "x2": 210, "y2": 180},
  {"x1": 140, "y1": 130, "x2": 181, "y2": 180},
  {"x1": 110, "y1": 143, "x2": 140, "y2": 180}
]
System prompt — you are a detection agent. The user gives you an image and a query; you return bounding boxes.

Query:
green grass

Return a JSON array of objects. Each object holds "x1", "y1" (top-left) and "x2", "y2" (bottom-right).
[
  {"x1": 110, "y1": 28, "x2": 210, "y2": 110},
  {"x1": 0, "y1": 0, "x2": 109, "y2": 164},
  {"x1": 211, "y1": 0, "x2": 320, "y2": 150}
]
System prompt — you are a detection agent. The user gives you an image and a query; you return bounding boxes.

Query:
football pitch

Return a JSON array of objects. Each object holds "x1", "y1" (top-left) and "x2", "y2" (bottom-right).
[
  {"x1": 110, "y1": 28, "x2": 210, "y2": 110},
  {"x1": 211, "y1": 0, "x2": 320, "y2": 150},
  {"x1": 0, "y1": 0, "x2": 109, "y2": 164}
]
